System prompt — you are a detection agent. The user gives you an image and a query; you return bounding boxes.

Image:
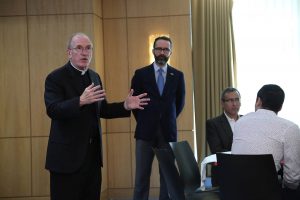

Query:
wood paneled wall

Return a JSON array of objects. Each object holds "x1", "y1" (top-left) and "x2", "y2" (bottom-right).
[{"x1": 0, "y1": 0, "x2": 193, "y2": 199}]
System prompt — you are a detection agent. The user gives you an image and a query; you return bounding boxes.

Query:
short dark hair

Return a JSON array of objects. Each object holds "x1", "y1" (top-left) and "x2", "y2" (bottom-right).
[
  {"x1": 257, "y1": 84, "x2": 285, "y2": 113},
  {"x1": 221, "y1": 87, "x2": 240, "y2": 102},
  {"x1": 153, "y1": 36, "x2": 172, "y2": 49}
]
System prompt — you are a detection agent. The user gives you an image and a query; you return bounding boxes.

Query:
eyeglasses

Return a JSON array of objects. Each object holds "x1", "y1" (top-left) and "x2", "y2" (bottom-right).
[
  {"x1": 223, "y1": 98, "x2": 240, "y2": 103},
  {"x1": 154, "y1": 47, "x2": 171, "y2": 54},
  {"x1": 71, "y1": 46, "x2": 93, "y2": 53}
]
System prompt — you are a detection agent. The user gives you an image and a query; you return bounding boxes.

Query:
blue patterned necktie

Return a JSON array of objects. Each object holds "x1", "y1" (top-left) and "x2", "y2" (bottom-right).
[{"x1": 157, "y1": 68, "x2": 164, "y2": 95}]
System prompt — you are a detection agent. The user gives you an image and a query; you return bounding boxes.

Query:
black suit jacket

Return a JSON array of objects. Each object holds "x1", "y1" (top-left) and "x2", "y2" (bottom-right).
[
  {"x1": 206, "y1": 113, "x2": 234, "y2": 154},
  {"x1": 44, "y1": 62, "x2": 130, "y2": 173},
  {"x1": 131, "y1": 64, "x2": 185, "y2": 142}
]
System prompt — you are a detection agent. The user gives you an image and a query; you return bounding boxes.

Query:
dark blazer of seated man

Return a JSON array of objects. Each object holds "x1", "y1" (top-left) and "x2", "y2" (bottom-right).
[{"x1": 206, "y1": 87, "x2": 241, "y2": 186}]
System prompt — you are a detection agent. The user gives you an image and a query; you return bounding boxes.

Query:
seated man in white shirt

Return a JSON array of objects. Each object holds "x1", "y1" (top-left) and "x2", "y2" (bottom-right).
[{"x1": 231, "y1": 84, "x2": 300, "y2": 200}]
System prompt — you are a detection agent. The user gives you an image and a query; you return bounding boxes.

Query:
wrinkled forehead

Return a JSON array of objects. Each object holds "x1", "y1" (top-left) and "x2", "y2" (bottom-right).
[
  {"x1": 224, "y1": 91, "x2": 240, "y2": 98},
  {"x1": 71, "y1": 35, "x2": 92, "y2": 47}
]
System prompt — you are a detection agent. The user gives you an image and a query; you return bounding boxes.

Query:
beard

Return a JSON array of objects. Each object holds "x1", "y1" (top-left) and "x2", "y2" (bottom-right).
[{"x1": 154, "y1": 55, "x2": 169, "y2": 65}]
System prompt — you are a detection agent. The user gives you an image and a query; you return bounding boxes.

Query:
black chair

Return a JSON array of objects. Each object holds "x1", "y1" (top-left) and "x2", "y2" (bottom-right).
[
  {"x1": 169, "y1": 141, "x2": 220, "y2": 200},
  {"x1": 216, "y1": 153, "x2": 282, "y2": 200}
]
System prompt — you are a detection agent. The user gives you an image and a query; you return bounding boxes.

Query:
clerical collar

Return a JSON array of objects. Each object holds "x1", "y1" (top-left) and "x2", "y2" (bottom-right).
[{"x1": 70, "y1": 62, "x2": 88, "y2": 75}]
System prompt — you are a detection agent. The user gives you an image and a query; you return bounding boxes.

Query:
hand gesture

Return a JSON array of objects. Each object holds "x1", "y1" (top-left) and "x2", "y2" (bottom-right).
[
  {"x1": 124, "y1": 89, "x2": 150, "y2": 110},
  {"x1": 80, "y1": 83, "x2": 105, "y2": 106}
]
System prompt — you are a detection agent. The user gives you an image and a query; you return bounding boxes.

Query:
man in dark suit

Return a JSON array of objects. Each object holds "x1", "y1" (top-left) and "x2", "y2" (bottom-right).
[
  {"x1": 130, "y1": 36, "x2": 185, "y2": 200},
  {"x1": 206, "y1": 87, "x2": 241, "y2": 186},
  {"x1": 44, "y1": 32, "x2": 149, "y2": 200}
]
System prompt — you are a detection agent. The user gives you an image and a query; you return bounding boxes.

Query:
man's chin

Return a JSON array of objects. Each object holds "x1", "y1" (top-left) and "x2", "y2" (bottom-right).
[
  {"x1": 155, "y1": 56, "x2": 169, "y2": 65},
  {"x1": 157, "y1": 61, "x2": 166, "y2": 65},
  {"x1": 78, "y1": 65, "x2": 88, "y2": 70},
  {"x1": 156, "y1": 59, "x2": 167, "y2": 65}
]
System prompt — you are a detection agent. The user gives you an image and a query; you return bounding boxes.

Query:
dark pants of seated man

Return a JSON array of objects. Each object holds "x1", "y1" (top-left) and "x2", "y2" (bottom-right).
[{"x1": 282, "y1": 185, "x2": 300, "y2": 200}]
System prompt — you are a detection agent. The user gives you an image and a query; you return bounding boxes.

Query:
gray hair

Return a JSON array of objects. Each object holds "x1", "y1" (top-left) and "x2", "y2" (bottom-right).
[
  {"x1": 67, "y1": 32, "x2": 92, "y2": 49},
  {"x1": 221, "y1": 87, "x2": 240, "y2": 102}
]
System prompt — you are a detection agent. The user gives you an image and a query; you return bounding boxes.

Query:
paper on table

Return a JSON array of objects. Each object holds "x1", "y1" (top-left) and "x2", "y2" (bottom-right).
[
  {"x1": 200, "y1": 154, "x2": 217, "y2": 190},
  {"x1": 200, "y1": 151, "x2": 231, "y2": 190}
]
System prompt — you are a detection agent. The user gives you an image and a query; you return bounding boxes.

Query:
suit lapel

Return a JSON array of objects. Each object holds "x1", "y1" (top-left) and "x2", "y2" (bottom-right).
[
  {"x1": 221, "y1": 113, "x2": 233, "y2": 139},
  {"x1": 145, "y1": 65, "x2": 161, "y2": 96}
]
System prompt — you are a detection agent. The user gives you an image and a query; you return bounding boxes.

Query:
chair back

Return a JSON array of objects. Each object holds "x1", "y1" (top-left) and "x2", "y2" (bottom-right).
[
  {"x1": 169, "y1": 141, "x2": 201, "y2": 194},
  {"x1": 216, "y1": 153, "x2": 282, "y2": 200}
]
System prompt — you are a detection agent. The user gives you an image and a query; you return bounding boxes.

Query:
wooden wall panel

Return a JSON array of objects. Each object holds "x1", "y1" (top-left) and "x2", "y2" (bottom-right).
[
  {"x1": 31, "y1": 137, "x2": 49, "y2": 196},
  {"x1": 103, "y1": 18, "x2": 130, "y2": 133},
  {"x1": 127, "y1": 0, "x2": 190, "y2": 17},
  {"x1": 93, "y1": 0, "x2": 103, "y2": 17},
  {"x1": 0, "y1": 17, "x2": 30, "y2": 138},
  {"x1": 93, "y1": 16, "x2": 105, "y2": 85},
  {"x1": 127, "y1": 16, "x2": 193, "y2": 132},
  {"x1": 27, "y1": 0, "x2": 93, "y2": 15},
  {"x1": 178, "y1": 131, "x2": 196, "y2": 152},
  {"x1": 28, "y1": 14, "x2": 95, "y2": 136},
  {"x1": 107, "y1": 133, "x2": 132, "y2": 188},
  {"x1": 0, "y1": 0, "x2": 26, "y2": 16},
  {"x1": 166, "y1": 16, "x2": 193, "y2": 131},
  {"x1": 0, "y1": 138, "x2": 31, "y2": 197},
  {"x1": 93, "y1": 15, "x2": 107, "y2": 133},
  {"x1": 102, "y1": 0, "x2": 126, "y2": 19}
]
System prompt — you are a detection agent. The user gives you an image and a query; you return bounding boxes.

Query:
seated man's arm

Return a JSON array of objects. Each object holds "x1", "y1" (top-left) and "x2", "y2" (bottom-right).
[
  {"x1": 283, "y1": 124, "x2": 300, "y2": 190},
  {"x1": 206, "y1": 120, "x2": 227, "y2": 153}
]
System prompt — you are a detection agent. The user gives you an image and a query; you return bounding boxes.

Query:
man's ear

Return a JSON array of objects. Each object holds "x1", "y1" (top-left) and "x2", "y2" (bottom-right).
[
  {"x1": 67, "y1": 49, "x2": 72, "y2": 58},
  {"x1": 255, "y1": 97, "x2": 262, "y2": 110},
  {"x1": 278, "y1": 105, "x2": 282, "y2": 112}
]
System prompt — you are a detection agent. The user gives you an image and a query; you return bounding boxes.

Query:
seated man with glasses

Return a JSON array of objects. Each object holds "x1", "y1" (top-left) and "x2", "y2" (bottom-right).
[{"x1": 206, "y1": 87, "x2": 242, "y2": 187}]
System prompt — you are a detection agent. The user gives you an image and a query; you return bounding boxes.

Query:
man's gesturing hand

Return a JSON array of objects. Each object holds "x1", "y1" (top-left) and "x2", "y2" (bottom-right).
[
  {"x1": 124, "y1": 89, "x2": 150, "y2": 110},
  {"x1": 80, "y1": 83, "x2": 105, "y2": 106}
]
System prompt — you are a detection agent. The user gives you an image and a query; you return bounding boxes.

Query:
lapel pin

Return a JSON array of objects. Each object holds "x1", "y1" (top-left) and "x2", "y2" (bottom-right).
[{"x1": 170, "y1": 73, "x2": 174, "y2": 76}]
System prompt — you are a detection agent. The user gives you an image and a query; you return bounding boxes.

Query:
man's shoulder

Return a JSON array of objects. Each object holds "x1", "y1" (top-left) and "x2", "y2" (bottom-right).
[
  {"x1": 47, "y1": 62, "x2": 70, "y2": 78},
  {"x1": 87, "y1": 67, "x2": 98, "y2": 75},
  {"x1": 167, "y1": 65, "x2": 183, "y2": 75},
  {"x1": 277, "y1": 116, "x2": 300, "y2": 131},
  {"x1": 133, "y1": 64, "x2": 154, "y2": 77},
  {"x1": 207, "y1": 114, "x2": 226, "y2": 123},
  {"x1": 135, "y1": 64, "x2": 153, "y2": 71}
]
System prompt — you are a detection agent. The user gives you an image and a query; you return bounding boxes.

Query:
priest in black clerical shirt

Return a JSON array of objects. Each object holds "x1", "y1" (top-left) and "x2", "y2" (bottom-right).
[{"x1": 44, "y1": 32, "x2": 149, "y2": 200}]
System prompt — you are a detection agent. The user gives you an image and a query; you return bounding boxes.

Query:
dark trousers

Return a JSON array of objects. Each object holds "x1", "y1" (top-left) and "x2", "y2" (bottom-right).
[
  {"x1": 283, "y1": 186, "x2": 300, "y2": 200},
  {"x1": 50, "y1": 139, "x2": 101, "y2": 200},
  {"x1": 211, "y1": 165, "x2": 219, "y2": 187},
  {"x1": 133, "y1": 129, "x2": 171, "y2": 200}
]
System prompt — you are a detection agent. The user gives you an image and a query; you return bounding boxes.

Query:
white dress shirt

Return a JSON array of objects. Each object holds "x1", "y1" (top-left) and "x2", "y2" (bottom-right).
[
  {"x1": 224, "y1": 111, "x2": 238, "y2": 132},
  {"x1": 232, "y1": 109, "x2": 300, "y2": 189}
]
